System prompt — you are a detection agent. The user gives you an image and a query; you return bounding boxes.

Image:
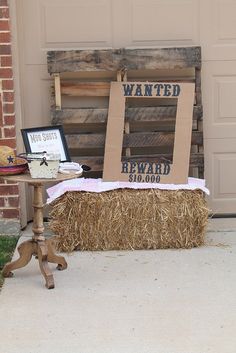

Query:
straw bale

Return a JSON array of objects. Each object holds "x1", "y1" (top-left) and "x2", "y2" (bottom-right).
[{"x1": 49, "y1": 189, "x2": 209, "y2": 252}]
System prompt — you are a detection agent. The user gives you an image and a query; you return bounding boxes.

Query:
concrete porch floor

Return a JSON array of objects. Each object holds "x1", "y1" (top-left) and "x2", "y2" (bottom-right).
[{"x1": 0, "y1": 218, "x2": 236, "y2": 353}]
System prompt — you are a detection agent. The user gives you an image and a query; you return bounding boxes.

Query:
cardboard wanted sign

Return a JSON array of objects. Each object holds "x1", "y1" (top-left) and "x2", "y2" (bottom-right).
[{"x1": 103, "y1": 81, "x2": 195, "y2": 184}]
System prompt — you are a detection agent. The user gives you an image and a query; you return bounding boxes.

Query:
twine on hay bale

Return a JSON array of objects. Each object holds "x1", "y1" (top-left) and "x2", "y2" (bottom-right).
[{"x1": 49, "y1": 188, "x2": 209, "y2": 252}]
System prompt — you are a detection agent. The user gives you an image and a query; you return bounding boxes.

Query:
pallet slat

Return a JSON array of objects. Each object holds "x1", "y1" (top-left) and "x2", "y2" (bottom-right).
[
  {"x1": 61, "y1": 82, "x2": 110, "y2": 96},
  {"x1": 52, "y1": 105, "x2": 203, "y2": 125},
  {"x1": 66, "y1": 131, "x2": 203, "y2": 150},
  {"x1": 48, "y1": 47, "x2": 201, "y2": 73},
  {"x1": 72, "y1": 154, "x2": 204, "y2": 172},
  {"x1": 54, "y1": 74, "x2": 61, "y2": 109},
  {"x1": 60, "y1": 79, "x2": 197, "y2": 97}
]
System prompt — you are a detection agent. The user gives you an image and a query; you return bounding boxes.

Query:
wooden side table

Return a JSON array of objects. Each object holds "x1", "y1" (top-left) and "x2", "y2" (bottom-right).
[{"x1": 2, "y1": 172, "x2": 81, "y2": 289}]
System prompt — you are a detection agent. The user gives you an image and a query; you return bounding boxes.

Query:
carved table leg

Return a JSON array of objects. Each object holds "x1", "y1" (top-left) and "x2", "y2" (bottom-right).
[
  {"x1": 32, "y1": 183, "x2": 55, "y2": 289},
  {"x1": 2, "y1": 240, "x2": 34, "y2": 278},
  {"x1": 47, "y1": 237, "x2": 67, "y2": 270},
  {"x1": 37, "y1": 241, "x2": 54, "y2": 289}
]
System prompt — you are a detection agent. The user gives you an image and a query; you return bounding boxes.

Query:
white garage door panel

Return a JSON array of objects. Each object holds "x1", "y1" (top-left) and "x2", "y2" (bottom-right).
[
  {"x1": 131, "y1": 0, "x2": 199, "y2": 44},
  {"x1": 200, "y1": 0, "x2": 236, "y2": 60},
  {"x1": 205, "y1": 138, "x2": 236, "y2": 214},
  {"x1": 43, "y1": 1, "x2": 112, "y2": 44},
  {"x1": 202, "y1": 61, "x2": 236, "y2": 139}
]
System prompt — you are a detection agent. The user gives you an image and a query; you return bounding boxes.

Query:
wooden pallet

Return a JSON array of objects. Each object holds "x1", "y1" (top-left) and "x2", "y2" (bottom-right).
[{"x1": 47, "y1": 47, "x2": 203, "y2": 178}]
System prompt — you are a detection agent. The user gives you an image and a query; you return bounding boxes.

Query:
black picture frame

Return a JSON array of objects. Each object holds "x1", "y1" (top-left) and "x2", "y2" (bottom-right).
[{"x1": 21, "y1": 125, "x2": 71, "y2": 162}]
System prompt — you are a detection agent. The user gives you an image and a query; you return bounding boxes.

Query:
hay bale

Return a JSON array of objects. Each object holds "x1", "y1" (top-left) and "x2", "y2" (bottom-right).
[{"x1": 49, "y1": 189, "x2": 209, "y2": 252}]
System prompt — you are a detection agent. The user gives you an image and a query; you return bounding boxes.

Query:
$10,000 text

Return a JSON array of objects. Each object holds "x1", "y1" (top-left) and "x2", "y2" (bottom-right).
[{"x1": 121, "y1": 161, "x2": 171, "y2": 184}]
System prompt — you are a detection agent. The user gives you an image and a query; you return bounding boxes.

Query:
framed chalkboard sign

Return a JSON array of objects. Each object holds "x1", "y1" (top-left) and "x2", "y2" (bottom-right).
[{"x1": 21, "y1": 125, "x2": 71, "y2": 162}]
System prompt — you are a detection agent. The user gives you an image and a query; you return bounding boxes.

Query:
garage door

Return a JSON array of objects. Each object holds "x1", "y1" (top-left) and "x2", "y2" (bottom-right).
[
  {"x1": 200, "y1": 0, "x2": 236, "y2": 214},
  {"x1": 14, "y1": 0, "x2": 236, "y2": 217}
]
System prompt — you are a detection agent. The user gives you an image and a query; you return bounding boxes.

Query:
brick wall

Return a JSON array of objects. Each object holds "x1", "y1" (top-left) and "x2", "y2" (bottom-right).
[{"x1": 0, "y1": 0, "x2": 20, "y2": 229}]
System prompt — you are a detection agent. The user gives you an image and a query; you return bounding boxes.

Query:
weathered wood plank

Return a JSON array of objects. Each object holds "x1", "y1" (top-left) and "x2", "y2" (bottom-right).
[
  {"x1": 52, "y1": 105, "x2": 203, "y2": 125},
  {"x1": 61, "y1": 82, "x2": 110, "y2": 96},
  {"x1": 66, "y1": 131, "x2": 203, "y2": 149},
  {"x1": 48, "y1": 47, "x2": 201, "y2": 73},
  {"x1": 195, "y1": 67, "x2": 202, "y2": 107},
  {"x1": 72, "y1": 154, "x2": 204, "y2": 171},
  {"x1": 62, "y1": 121, "x2": 198, "y2": 134},
  {"x1": 54, "y1": 74, "x2": 61, "y2": 110},
  {"x1": 125, "y1": 132, "x2": 203, "y2": 148},
  {"x1": 60, "y1": 78, "x2": 197, "y2": 97},
  {"x1": 52, "y1": 108, "x2": 108, "y2": 125}
]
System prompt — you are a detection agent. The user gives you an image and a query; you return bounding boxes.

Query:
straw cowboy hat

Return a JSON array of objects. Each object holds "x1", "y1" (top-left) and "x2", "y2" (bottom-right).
[
  {"x1": 0, "y1": 146, "x2": 28, "y2": 175},
  {"x1": 0, "y1": 146, "x2": 17, "y2": 166}
]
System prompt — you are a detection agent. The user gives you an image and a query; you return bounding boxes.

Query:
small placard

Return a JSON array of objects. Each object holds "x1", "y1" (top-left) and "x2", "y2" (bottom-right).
[{"x1": 21, "y1": 125, "x2": 71, "y2": 162}]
